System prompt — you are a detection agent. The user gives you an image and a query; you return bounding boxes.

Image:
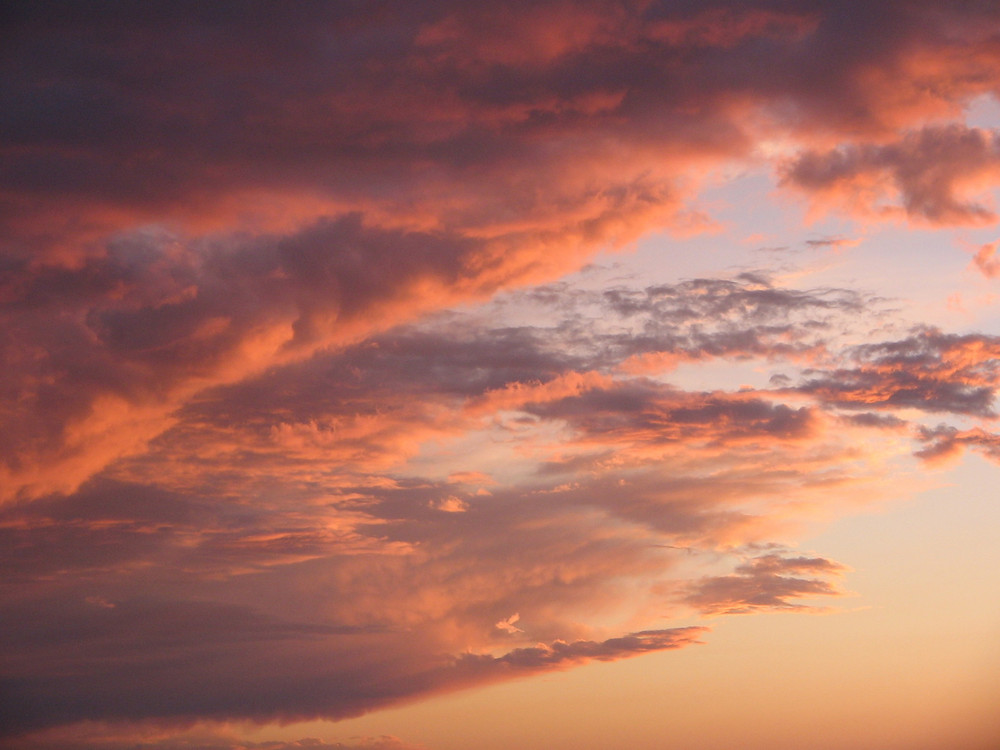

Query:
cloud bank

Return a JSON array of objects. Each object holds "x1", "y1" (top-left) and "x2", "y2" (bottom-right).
[{"x1": 4, "y1": 1, "x2": 1000, "y2": 747}]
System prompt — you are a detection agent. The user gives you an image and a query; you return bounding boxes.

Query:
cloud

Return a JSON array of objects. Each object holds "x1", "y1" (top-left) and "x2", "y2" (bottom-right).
[
  {"x1": 495, "y1": 613, "x2": 524, "y2": 634},
  {"x1": 914, "y1": 424, "x2": 1000, "y2": 465},
  {"x1": 5, "y1": 2, "x2": 1000, "y2": 258},
  {"x1": 6, "y1": 0, "x2": 1000, "y2": 503},
  {"x1": 804, "y1": 236, "x2": 860, "y2": 250},
  {"x1": 456, "y1": 627, "x2": 707, "y2": 672},
  {"x1": 2, "y1": 267, "x2": 993, "y2": 741},
  {"x1": 781, "y1": 125, "x2": 1000, "y2": 225},
  {"x1": 5, "y1": 727, "x2": 426, "y2": 750},
  {"x1": 7, "y1": 265, "x2": 997, "y2": 739},
  {"x1": 682, "y1": 553, "x2": 849, "y2": 615},
  {"x1": 6, "y1": 2, "x2": 1000, "y2": 745},
  {"x1": 431, "y1": 496, "x2": 469, "y2": 513},
  {"x1": 1, "y1": 213, "x2": 633, "y2": 501},
  {"x1": 971, "y1": 240, "x2": 1000, "y2": 278},
  {"x1": 792, "y1": 328, "x2": 1000, "y2": 417}
]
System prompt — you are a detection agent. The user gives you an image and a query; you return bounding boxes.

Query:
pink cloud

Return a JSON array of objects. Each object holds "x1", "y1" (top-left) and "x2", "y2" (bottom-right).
[
  {"x1": 6, "y1": 1, "x2": 1000, "y2": 504},
  {"x1": 791, "y1": 328, "x2": 1000, "y2": 416}
]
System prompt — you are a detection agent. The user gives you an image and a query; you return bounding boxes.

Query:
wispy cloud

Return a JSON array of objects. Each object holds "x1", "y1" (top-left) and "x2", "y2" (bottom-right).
[{"x1": 682, "y1": 553, "x2": 849, "y2": 615}]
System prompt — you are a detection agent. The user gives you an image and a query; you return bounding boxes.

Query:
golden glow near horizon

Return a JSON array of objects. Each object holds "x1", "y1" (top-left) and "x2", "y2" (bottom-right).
[{"x1": 3, "y1": 3, "x2": 1000, "y2": 750}]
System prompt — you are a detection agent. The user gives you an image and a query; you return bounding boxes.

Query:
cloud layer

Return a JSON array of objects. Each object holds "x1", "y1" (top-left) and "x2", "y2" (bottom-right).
[
  {"x1": 6, "y1": 0, "x2": 1000, "y2": 501},
  {"x1": 4, "y1": 1, "x2": 1000, "y2": 747},
  {"x1": 5, "y1": 269, "x2": 1000, "y2": 740}
]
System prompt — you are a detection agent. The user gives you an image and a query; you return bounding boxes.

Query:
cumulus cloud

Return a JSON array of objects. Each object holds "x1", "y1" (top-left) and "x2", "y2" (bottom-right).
[
  {"x1": 6, "y1": 0, "x2": 1000, "y2": 502},
  {"x1": 6, "y1": 261, "x2": 1000, "y2": 742}
]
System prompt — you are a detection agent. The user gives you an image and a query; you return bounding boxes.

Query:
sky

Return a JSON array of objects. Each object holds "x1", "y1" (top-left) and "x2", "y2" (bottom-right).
[{"x1": 2, "y1": 2, "x2": 1000, "y2": 749}]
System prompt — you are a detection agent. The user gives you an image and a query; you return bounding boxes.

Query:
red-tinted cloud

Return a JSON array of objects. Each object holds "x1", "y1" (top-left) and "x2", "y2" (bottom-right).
[
  {"x1": 971, "y1": 240, "x2": 1000, "y2": 278},
  {"x1": 915, "y1": 424, "x2": 1000, "y2": 465}
]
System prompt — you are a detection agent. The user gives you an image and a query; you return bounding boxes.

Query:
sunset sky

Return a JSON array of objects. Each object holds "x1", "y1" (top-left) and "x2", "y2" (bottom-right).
[{"x1": 3, "y1": 2, "x2": 1000, "y2": 749}]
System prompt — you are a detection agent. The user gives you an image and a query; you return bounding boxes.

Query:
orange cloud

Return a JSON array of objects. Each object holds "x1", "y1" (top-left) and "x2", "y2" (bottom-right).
[
  {"x1": 792, "y1": 328, "x2": 1000, "y2": 416},
  {"x1": 972, "y1": 240, "x2": 1000, "y2": 278},
  {"x1": 915, "y1": 424, "x2": 1000, "y2": 466},
  {"x1": 7, "y1": 1, "x2": 1000, "y2": 505},
  {"x1": 781, "y1": 126, "x2": 1000, "y2": 225}
]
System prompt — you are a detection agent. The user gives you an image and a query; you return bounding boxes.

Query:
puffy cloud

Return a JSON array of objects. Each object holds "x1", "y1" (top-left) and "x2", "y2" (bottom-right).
[
  {"x1": 0, "y1": 271, "x2": 900, "y2": 739},
  {"x1": 914, "y1": 424, "x2": 1000, "y2": 465},
  {"x1": 494, "y1": 613, "x2": 524, "y2": 634},
  {"x1": 971, "y1": 240, "x2": 1000, "y2": 278},
  {"x1": 7, "y1": 264, "x2": 999, "y2": 741},
  {"x1": 0, "y1": 212, "x2": 637, "y2": 501},
  {"x1": 781, "y1": 125, "x2": 1000, "y2": 225}
]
